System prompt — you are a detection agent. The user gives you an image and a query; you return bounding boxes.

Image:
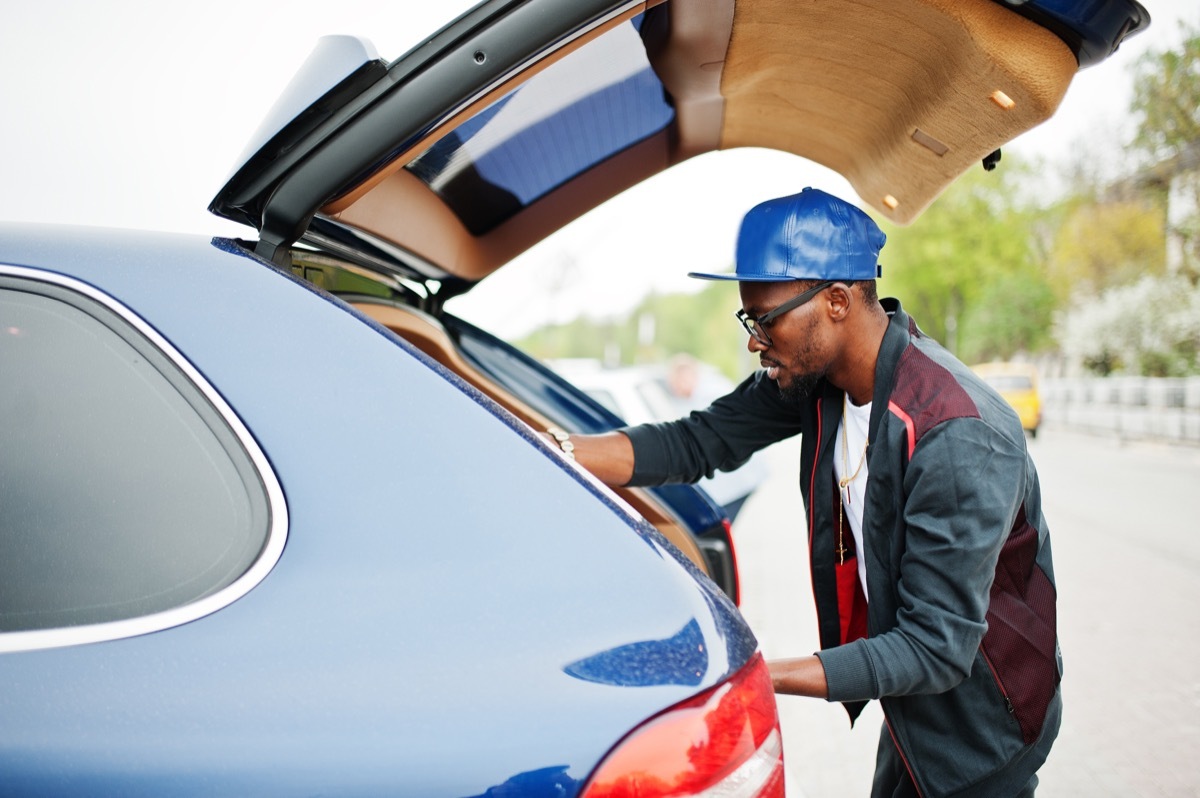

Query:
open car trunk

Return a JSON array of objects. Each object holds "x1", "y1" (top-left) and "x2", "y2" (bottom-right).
[
  {"x1": 211, "y1": 0, "x2": 1147, "y2": 274},
  {"x1": 290, "y1": 250, "x2": 735, "y2": 597}
]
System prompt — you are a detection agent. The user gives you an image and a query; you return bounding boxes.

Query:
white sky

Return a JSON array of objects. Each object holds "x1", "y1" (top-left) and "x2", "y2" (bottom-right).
[{"x1": 2, "y1": 1, "x2": 1195, "y2": 338}]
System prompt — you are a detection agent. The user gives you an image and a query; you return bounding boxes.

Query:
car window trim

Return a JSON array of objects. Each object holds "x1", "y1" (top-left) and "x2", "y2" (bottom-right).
[{"x1": 0, "y1": 264, "x2": 288, "y2": 653}]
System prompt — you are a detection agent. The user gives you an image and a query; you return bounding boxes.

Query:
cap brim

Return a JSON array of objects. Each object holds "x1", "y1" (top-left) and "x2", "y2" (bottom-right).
[{"x1": 687, "y1": 271, "x2": 795, "y2": 282}]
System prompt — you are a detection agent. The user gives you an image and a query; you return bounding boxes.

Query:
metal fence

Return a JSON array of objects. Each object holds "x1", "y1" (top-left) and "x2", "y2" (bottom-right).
[{"x1": 1041, "y1": 376, "x2": 1200, "y2": 445}]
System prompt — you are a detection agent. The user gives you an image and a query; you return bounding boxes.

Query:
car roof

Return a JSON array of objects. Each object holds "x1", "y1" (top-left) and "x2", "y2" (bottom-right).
[{"x1": 211, "y1": 0, "x2": 1148, "y2": 289}]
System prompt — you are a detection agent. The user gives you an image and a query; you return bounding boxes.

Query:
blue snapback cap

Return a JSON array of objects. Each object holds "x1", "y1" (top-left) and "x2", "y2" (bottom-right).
[{"x1": 689, "y1": 187, "x2": 885, "y2": 282}]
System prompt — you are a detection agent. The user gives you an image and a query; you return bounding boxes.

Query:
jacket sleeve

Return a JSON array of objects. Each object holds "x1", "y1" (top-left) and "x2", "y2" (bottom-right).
[
  {"x1": 817, "y1": 416, "x2": 1026, "y2": 701},
  {"x1": 622, "y1": 370, "x2": 804, "y2": 487}
]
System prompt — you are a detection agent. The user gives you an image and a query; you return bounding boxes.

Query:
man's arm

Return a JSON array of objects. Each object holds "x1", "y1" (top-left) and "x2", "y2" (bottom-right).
[
  {"x1": 767, "y1": 656, "x2": 829, "y2": 698},
  {"x1": 816, "y1": 418, "x2": 1025, "y2": 703},
  {"x1": 548, "y1": 370, "x2": 801, "y2": 488},
  {"x1": 554, "y1": 430, "x2": 636, "y2": 486}
]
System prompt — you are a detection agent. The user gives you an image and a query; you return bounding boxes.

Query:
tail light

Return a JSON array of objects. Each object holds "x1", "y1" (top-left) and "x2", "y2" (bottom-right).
[{"x1": 578, "y1": 652, "x2": 784, "y2": 798}]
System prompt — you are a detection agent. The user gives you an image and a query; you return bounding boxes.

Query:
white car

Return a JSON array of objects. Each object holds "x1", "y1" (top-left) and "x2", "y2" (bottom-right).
[{"x1": 549, "y1": 357, "x2": 769, "y2": 520}]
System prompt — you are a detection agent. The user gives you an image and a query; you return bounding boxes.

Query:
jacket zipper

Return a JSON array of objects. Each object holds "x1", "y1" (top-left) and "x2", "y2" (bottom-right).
[
  {"x1": 807, "y1": 397, "x2": 823, "y2": 552},
  {"x1": 980, "y1": 647, "x2": 1017, "y2": 715},
  {"x1": 883, "y1": 711, "x2": 923, "y2": 798}
]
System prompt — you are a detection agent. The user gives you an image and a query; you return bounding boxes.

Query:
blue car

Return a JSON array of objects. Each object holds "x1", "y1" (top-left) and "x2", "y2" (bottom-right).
[{"x1": 0, "y1": 0, "x2": 1146, "y2": 794}]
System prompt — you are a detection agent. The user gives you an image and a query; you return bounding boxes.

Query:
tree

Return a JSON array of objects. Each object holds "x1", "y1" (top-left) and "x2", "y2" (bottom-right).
[
  {"x1": 515, "y1": 282, "x2": 757, "y2": 381},
  {"x1": 876, "y1": 160, "x2": 1053, "y2": 360},
  {"x1": 1132, "y1": 18, "x2": 1200, "y2": 165},
  {"x1": 1131, "y1": 17, "x2": 1200, "y2": 279},
  {"x1": 958, "y1": 274, "x2": 1056, "y2": 364},
  {"x1": 1057, "y1": 274, "x2": 1200, "y2": 376},
  {"x1": 635, "y1": 284, "x2": 755, "y2": 378},
  {"x1": 1046, "y1": 198, "x2": 1166, "y2": 299}
]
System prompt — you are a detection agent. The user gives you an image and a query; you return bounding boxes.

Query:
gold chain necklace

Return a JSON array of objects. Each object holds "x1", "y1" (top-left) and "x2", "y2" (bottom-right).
[
  {"x1": 837, "y1": 393, "x2": 869, "y2": 565},
  {"x1": 840, "y1": 394, "x2": 869, "y2": 490}
]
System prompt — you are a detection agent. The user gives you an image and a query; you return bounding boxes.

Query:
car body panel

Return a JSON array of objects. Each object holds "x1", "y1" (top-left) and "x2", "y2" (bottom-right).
[
  {"x1": 286, "y1": 247, "x2": 741, "y2": 602},
  {"x1": 442, "y1": 316, "x2": 741, "y2": 598},
  {"x1": 0, "y1": 224, "x2": 756, "y2": 795}
]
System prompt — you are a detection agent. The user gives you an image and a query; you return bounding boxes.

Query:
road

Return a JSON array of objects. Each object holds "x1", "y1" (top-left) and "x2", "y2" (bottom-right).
[{"x1": 732, "y1": 428, "x2": 1200, "y2": 797}]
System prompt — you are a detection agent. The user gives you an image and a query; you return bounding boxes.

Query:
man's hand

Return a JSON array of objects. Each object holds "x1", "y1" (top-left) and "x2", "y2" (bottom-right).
[{"x1": 767, "y1": 656, "x2": 830, "y2": 698}]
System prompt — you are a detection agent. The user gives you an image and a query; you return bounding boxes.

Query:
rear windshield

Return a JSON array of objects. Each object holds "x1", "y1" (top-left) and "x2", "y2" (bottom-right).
[{"x1": 406, "y1": 14, "x2": 674, "y2": 235}]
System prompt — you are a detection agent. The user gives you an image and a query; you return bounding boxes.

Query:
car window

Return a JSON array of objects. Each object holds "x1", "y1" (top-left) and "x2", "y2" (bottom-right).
[
  {"x1": 581, "y1": 387, "x2": 622, "y2": 419},
  {"x1": 405, "y1": 13, "x2": 673, "y2": 235},
  {"x1": 0, "y1": 275, "x2": 275, "y2": 641},
  {"x1": 638, "y1": 377, "x2": 685, "y2": 420}
]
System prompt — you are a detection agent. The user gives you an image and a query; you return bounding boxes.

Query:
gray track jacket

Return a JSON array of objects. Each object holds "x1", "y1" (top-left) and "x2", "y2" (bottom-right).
[{"x1": 623, "y1": 300, "x2": 1062, "y2": 797}]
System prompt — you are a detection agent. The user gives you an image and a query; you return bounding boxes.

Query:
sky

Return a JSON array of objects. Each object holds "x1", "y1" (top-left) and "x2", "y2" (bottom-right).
[{"x1": 2, "y1": 1, "x2": 1195, "y2": 339}]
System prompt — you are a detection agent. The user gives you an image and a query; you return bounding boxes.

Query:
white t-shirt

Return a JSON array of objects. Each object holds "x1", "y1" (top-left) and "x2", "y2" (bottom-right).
[{"x1": 833, "y1": 397, "x2": 872, "y2": 599}]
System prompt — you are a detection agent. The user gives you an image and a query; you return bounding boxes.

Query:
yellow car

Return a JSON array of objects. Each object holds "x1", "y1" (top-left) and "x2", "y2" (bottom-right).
[{"x1": 973, "y1": 362, "x2": 1042, "y2": 438}]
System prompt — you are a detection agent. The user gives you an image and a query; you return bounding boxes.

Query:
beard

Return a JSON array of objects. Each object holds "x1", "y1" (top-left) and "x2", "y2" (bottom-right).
[
  {"x1": 767, "y1": 308, "x2": 827, "y2": 407},
  {"x1": 777, "y1": 367, "x2": 825, "y2": 407}
]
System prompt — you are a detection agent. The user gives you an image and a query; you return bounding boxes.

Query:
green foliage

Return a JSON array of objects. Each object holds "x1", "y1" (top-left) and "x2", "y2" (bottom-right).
[
  {"x1": 515, "y1": 282, "x2": 755, "y2": 381},
  {"x1": 1132, "y1": 18, "x2": 1200, "y2": 164},
  {"x1": 876, "y1": 162, "x2": 1054, "y2": 359},
  {"x1": 1046, "y1": 198, "x2": 1167, "y2": 299},
  {"x1": 1131, "y1": 16, "x2": 1200, "y2": 279},
  {"x1": 957, "y1": 274, "x2": 1057, "y2": 364},
  {"x1": 634, "y1": 286, "x2": 754, "y2": 378}
]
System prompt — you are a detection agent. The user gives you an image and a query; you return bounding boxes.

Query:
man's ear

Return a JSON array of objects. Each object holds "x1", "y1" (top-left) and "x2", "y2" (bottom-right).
[{"x1": 827, "y1": 282, "x2": 852, "y2": 321}]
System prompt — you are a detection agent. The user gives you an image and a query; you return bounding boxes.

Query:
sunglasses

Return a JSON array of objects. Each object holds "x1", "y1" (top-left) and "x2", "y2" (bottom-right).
[{"x1": 734, "y1": 281, "x2": 834, "y2": 346}]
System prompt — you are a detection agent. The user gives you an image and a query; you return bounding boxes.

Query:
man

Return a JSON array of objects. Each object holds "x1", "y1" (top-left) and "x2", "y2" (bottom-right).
[{"x1": 553, "y1": 188, "x2": 1062, "y2": 797}]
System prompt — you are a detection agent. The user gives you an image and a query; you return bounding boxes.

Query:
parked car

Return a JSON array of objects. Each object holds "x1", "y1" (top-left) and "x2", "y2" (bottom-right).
[
  {"x1": 1, "y1": 0, "x2": 1146, "y2": 794},
  {"x1": 549, "y1": 357, "x2": 770, "y2": 520},
  {"x1": 973, "y1": 361, "x2": 1043, "y2": 437}
]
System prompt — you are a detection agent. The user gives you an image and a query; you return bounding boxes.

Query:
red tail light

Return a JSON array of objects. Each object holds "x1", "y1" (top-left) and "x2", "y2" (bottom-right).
[{"x1": 578, "y1": 653, "x2": 784, "y2": 798}]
